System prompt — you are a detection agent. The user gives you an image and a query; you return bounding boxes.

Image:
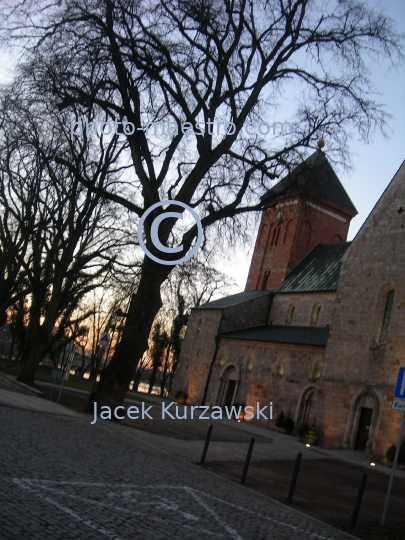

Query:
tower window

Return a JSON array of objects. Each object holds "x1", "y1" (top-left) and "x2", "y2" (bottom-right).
[
  {"x1": 261, "y1": 271, "x2": 270, "y2": 290},
  {"x1": 285, "y1": 304, "x2": 295, "y2": 324},
  {"x1": 379, "y1": 290, "x2": 394, "y2": 345},
  {"x1": 270, "y1": 222, "x2": 283, "y2": 246}
]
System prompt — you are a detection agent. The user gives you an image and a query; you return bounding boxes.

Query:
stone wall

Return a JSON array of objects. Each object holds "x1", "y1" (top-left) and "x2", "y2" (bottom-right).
[
  {"x1": 313, "y1": 161, "x2": 405, "y2": 457},
  {"x1": 171, "y1": 308, "x2": 222, "y2": 403},
  {"x1": 171, "y1": 293, "x2": 272, "y2": 404},
  {"x1": 268, "y1": 292, "x2": 335, "y2": 327},
  {"x1": 204, "y1": 337, "x2": 326, "y2": 428}
]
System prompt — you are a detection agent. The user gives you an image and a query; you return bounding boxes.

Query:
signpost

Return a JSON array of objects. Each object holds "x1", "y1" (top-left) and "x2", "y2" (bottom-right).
[
  {"x1": 393, "y1": 367, "x2": 405, "y2": 399},
  {"x1": 381, "y1": 367, "x2": 405, "y2": 526}
]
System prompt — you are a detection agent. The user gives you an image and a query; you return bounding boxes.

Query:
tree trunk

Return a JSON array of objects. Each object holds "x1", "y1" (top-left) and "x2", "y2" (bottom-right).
[
  {"x1": 160, "y1": 339, "x2": 171, "y2": 396},
  {"x1": 90, "y1": 258, "x2": 171, "y2": 410},
  {"x1": 17, "y1": 324, "x2": 50, "y2": 385}
]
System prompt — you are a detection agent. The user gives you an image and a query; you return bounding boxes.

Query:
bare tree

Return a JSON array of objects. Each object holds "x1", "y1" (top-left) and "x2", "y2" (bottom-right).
[
  {"x1": 0, "y1": 85, "x2": 128, "y2": 384},
  {"x1": 1, "y1": 0, "x2": 402, "y2": 406}
]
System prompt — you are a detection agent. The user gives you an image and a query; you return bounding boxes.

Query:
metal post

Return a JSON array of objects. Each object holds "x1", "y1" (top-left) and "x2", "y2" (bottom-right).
[
  {"x1": 381, "y1": 413, "x2": 405, "y2": 525},
  {"x1": 350, "y1": 473, "x2": 367, "y2": 528},
  {"x1": 199, "y1": 423, "x2": 213, "y2": 465},
  {"x1": 49, "y1": 374, "x2": 57, "y2": 400},
  {"x1": 287, "y1": 451, "x2": 302, "y2": 503},
  {"x1": 57, "y1": 369, "x2": 67, "y2": 403},
  {"x1": 240, "y1": 437, "x2": 255, "y2": 484}
]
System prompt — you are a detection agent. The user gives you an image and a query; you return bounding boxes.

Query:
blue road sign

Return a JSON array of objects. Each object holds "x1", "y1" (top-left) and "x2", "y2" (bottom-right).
[{"x1": 394, "y1": 367, "x2": 405, "y2": 399}]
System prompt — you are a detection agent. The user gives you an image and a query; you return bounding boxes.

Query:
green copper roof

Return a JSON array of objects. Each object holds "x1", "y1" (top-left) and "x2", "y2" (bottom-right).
[
  {"x1": 219, "y1": 325, "x2": 329, "y2": 346},
  {"x1": 276, "y1": 242, "x2": 351, "y2": 293},
  {"x1": 262, "y1": 150, "x2": 358, "y2": 215}
]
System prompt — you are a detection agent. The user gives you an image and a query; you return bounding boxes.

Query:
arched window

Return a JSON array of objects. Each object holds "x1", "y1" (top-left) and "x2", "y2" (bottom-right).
[
  {"x1": 277, "y1": 358, "x2": 286, "y2": 376},
  {"x1": 285, "y1": 304, "x2": 295, "y2": 324},
  {"x1": 283, "y1": 219, "x2": 294, "y2": 244},
  {"x1": 270, "y1": 222, "x2": 283, "y2": 246},
  {"x1": 261, "y1": 270, "x2": 270, "y2": 290},
  {"x1": 301, "y1": 221, "x2": 312, "y2": 251},
  {"x1": 218, "y1": 350, "x2": 226, "y2": 366},
  {"x1": 379, "y1": 290, "x2": 395, "y2": 345},
  {"x1": 311, "y1": 302, "x2": 322, "y2": 324},
  {"x1": 312, "y1": 361, "x2": 323, "y2": 381},
  {"x1": 246, "y1": 353, "x2": 254, "y2": 371},
  {"x1": 258, "y1": 224, "x2": 268, "y2": 246}
]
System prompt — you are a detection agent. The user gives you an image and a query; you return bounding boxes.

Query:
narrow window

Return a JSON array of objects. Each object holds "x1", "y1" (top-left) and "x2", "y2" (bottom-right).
[
  {"x1": 277, "y1": 358, "x2": 286, "y2": 376},
  {"x1": 312, "y1": 361, "x2": 323, "y2": 381},
  {"x1": 261, "y1": 270, "x2": 270, "y2": 290},
  {"x1": 379, "y1": 290, "x2": 394, "y2": 344},
  {"x1": 218, "y1": 350, "x2": 226, "y2": 366},
  {"x1": 285, "y1": 305, "x2": 295, "y2": 324},
  {"x1": 270, "y1": 222, "x2": 283, "y2": 246},
  {"x1": 311, "y1": 302, "x2": 322, "y2": 324},
  {"x1": 274, "y1": 225, "x2": 282, "y2": 245},
  {"x1": 197, "y1": 318, "x2": 203, "y2": 332}
]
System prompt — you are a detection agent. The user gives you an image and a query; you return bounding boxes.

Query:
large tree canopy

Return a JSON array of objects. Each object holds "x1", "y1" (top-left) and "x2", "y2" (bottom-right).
[{"x1": 1, "y1": 0, "x2": 402, "y2": 406}]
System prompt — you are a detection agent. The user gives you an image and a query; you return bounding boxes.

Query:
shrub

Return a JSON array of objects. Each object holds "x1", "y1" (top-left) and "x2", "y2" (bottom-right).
[
  {"x1": 283, "y1": 415, "x2": 295, "y2": 433},
  {"x1": 174, "y1": 389, "x2": 188, "y2": 403},
  {"x1": 275, "y1": 410, "x2": 295, "y2": 433},
  {"x1": 275, "y1": 411, "x2": 286, "y2": 427},
  {"x1": 298, "y1": 421, "x2": 320, "y2": 441},
  {"x1": 384, "y1": 443, "x2": 405, "y2": 463}
]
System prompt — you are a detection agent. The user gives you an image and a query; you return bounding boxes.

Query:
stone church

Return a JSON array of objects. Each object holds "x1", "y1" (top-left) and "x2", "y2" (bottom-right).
[{"x1": 172, "y1": 149, "x2": 405, "y2": 457}]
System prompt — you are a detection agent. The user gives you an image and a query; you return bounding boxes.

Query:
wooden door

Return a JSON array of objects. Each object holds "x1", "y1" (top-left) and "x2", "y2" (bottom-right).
[
  {"x1": 224, "y1": 380, "x2": 236, "y2": 408},
  {"x1": 355, "y1": 407, "x2": 373, "y2": 451}
]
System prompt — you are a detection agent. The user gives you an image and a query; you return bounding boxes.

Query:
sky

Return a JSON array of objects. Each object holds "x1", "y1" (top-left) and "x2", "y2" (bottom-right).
[{"x1": 0, "y1": 0, "x2": 404, "y2": 294}]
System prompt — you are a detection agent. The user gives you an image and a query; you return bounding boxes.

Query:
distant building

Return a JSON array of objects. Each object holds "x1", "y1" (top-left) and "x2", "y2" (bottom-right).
[{"x1": 172, "y1": 150, "x2": 405, "y2": 457}]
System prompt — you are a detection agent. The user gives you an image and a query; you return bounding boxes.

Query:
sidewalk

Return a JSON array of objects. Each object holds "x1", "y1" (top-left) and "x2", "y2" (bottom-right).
[
  {"x1": 0, "y1": 387, "x2": 82, "y2": 417},
  {"x1": 1, "y1": 379, "x2": 403, "y2": 480},
  {"x1": 1, "y1": 381, "x2": 402, "y2": 540}
]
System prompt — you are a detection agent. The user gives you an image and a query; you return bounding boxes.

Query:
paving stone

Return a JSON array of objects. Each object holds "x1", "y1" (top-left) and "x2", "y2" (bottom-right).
[{"x1": 0, "y1": 405, "x2": 356, "y2": 540}]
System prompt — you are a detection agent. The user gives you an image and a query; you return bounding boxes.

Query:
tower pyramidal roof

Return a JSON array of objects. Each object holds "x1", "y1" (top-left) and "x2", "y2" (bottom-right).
[{"x1": 262, "y1": 149, "x2": 358, "y2": 216}]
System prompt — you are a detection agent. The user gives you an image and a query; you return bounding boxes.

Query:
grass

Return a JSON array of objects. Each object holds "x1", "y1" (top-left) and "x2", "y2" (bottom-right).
[
  {"x1": 0, "y1": 357, "x2": 93, "y2": 392},
  {"x1": 0, "y1": 357, "x2": 160, "y2": 408}
]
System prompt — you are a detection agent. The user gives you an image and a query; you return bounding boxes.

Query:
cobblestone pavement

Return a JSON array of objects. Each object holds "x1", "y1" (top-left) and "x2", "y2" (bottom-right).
[{"x1": 0, "y1": 405, "x2": 357, "y2": 540}]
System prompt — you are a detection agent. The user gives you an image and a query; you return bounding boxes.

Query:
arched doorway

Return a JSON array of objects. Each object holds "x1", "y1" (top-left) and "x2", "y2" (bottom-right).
[
  {"x1": 351, "y1": 393, "x2": 379, "y2": 452},
  {"x1": 296, "y1": 387, "x2": 315, "y2": 427},
  {"x1": 216, "y1": 366, "x2": 238, "y2": 408}
]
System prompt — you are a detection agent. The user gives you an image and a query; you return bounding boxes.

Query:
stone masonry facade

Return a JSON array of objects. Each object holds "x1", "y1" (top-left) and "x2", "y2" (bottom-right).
[
  {"x1": 312, "y1": 160, "x2": 405, "y2": 457},
  {"x1": 172, "y1": 153, "x2": 405, "y2": 459}
]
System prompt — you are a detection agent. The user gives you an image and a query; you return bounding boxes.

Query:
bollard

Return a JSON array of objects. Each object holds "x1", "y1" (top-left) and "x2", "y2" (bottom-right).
[
  {"x1": 240, "y1": 437, "x2": 255, "y2": 484},
  {"x1": 287, "y1": 451, "x2": 302, "y2": 503},
  {"x1": 350, "y1": 473, "x2": 367, "y2": 529},
  {"x1": 199, "y1": 423, "x2": 213, "y2": 465}
]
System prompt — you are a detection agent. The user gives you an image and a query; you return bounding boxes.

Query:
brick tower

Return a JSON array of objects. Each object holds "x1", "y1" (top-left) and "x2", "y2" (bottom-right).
[{"x1": 245, "y1": 149, "x2": 357, "y2": 291}]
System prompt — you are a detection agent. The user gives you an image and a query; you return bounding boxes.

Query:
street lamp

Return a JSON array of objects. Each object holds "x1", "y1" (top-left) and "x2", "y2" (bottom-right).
[{"x1": 89, "y1": 330, "x2": 111, "y2": 397}]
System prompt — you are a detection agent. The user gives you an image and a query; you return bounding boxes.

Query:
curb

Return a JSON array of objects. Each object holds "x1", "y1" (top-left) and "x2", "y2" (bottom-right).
[{"x1": 0, "y1": 372, "x2": 44, "y2": 397}]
